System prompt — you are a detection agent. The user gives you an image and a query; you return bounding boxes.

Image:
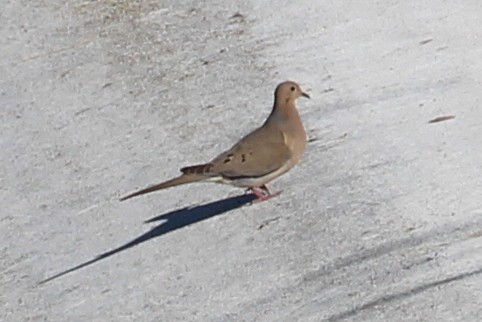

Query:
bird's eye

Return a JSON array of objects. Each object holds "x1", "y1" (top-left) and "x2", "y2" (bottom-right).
[{"x1": 290, "y1": 86, "x2": 295, "y2": 91}]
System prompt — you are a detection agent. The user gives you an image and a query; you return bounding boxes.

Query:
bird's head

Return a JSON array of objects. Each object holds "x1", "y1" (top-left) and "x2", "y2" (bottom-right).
[{"x1": 274, "y1": 81, "x2": 310, "y2": 105}]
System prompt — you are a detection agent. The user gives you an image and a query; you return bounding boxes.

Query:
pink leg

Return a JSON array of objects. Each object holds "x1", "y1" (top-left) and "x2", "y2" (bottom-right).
[
  {"x1": 250, "y1": 186, "x2": 282, "y2": 202},
  {"x1": 259, "y1": 184, "x2": 271, "y2": 195}
]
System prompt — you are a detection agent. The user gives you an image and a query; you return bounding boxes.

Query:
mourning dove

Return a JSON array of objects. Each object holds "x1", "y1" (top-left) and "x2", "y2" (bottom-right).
[{"x1": 120, "y1": 81, "x2": 309, "y2": 202}]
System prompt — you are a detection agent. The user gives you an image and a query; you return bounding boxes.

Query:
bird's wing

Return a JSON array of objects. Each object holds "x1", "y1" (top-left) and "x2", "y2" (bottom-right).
[{"x1": 207, "y1": 125, "x2": 292, "y2": 179}]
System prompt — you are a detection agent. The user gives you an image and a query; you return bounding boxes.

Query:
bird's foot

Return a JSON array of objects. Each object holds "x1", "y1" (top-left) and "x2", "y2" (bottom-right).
[{"x1": 250, "y1": 186, "x2": 282, "y2": 203}]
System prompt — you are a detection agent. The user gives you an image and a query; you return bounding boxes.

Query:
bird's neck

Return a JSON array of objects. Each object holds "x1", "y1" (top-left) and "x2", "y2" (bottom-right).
[
  {"x1": 265, "y1": 100, "x2": 307, "y2": 161},
  {"x1": 265, "y1": 101, "x2": 302, "y2": 126}
]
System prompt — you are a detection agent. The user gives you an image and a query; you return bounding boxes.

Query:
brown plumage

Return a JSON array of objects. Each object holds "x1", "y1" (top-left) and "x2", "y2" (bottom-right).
[{"x1": 120, "y1": 81, "x2": 309, "y2": 202}]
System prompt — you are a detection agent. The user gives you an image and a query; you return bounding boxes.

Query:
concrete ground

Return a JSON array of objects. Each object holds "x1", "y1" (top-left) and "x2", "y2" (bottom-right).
[{"x1": 2, "y1": 0, "x2": 482, "y2": 321}]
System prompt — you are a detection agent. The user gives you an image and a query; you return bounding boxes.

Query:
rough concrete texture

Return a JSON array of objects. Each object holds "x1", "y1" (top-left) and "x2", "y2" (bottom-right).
[{"x1": 2, "y1": 0, "x2": 482, "y2": 321}]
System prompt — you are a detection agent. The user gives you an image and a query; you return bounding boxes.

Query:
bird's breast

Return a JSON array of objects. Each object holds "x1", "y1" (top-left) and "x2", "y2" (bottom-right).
[{"x1": 282, "y1": 123, "x2": 307, "y2": 164}]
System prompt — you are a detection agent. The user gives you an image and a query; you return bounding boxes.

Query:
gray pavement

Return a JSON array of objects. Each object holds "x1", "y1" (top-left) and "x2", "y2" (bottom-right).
[{"x1": 2, "y1": 0, "x2": 482, "y2": 321}]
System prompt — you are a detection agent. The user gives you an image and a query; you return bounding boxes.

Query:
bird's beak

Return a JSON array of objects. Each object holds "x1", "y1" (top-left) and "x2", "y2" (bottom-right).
[{"x1": 301, "y1": 92, "x2": 310, "y2": 99}]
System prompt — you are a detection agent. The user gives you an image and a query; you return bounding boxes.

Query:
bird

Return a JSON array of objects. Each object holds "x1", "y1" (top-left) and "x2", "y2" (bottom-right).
[{"x1": 120, "y1": 81, "x2": 309, "y2": 202}]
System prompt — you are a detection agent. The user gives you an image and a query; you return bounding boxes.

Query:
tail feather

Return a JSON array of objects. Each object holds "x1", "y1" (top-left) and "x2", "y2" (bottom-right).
[
  {"x1": 119, "y1": 174, "x2": 205, "y2": 201},
  {"x1": 181, "y1": 163, "x2": 214, "y2": 175}
]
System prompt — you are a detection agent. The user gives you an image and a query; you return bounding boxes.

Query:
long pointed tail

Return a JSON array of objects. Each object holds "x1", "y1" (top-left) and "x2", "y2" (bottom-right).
[{"x1": 119, "y1": 174, "x2": 205, "y2": 201}]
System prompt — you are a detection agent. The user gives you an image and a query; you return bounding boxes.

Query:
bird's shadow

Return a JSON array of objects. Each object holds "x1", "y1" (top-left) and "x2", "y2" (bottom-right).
[{"x1": 39, "y1": 193, "x2": 257, "y2": 284}]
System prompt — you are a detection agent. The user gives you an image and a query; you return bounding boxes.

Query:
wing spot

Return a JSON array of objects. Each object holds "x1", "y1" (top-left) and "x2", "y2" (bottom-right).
[
  {"x1": 223, "y1": 154, "x2": 234, "y2": 164},
  {"x1": 241, "y1": 154, "x2": 246, "y2": 162}
]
